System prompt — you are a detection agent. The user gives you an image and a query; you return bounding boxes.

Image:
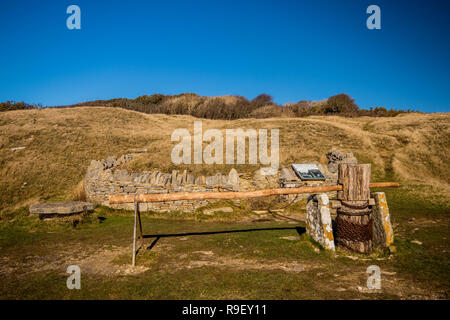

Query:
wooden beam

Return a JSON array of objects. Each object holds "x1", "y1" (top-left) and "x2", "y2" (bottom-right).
[
  {"x1": 331, "y1": 198, "x2": 375, "y2": 209},
  {"x1": 368, "y1": 182, "x2": 400, "y2": 188},
  {"x1": 109, "y1": 182, "x2": 399, "y2": 204}
]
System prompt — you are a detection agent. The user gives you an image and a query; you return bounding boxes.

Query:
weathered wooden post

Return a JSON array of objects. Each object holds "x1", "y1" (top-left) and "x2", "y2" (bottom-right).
[
  {"x1": 132, "y1": 195, "x2": 138, "y2": 266},
  {"x1": 334, "y1": 163, "x2": 373, "y2": 254}
]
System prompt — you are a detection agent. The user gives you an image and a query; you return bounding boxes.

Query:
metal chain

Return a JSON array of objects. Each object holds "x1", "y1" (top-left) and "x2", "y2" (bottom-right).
[{"x1": 335, "y1": 214, "x2": 373, "y2": 242}]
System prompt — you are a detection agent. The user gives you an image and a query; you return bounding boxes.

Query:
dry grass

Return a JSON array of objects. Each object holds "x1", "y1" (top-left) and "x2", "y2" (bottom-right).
[{"x1": 0, "y1": 107, "x2": 449, "y2": 214}]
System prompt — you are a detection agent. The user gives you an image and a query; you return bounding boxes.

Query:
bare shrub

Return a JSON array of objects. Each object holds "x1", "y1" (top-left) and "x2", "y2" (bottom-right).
[{"x1": 41, "y1": 92, "x2": 414, "y2": 119}]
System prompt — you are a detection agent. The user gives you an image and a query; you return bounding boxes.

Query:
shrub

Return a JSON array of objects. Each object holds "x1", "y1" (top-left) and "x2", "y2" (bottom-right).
[
  {"x1": 250, "y1": 105, "x2": 284, "y2": 118},
  {"x1": 324, "y1": 93, "x2": 359, "y2": 115},
  {"x1": 2, "y1": 93, "x2": 414, "y2": 118},
  {"x1": 0, "y1": 101, "x2": 39, "y2": 112},
  {"x1": 250, "y1": 94, "x2": 274, "y2": 108}
]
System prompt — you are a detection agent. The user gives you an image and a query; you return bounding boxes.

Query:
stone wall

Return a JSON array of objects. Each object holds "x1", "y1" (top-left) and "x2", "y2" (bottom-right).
[
  {"x1": 84, "y1": 153, "x2": 240, "y2": 211},
  {"x1": 84, "y1": 149, "x2": 355, "y2": 211}
]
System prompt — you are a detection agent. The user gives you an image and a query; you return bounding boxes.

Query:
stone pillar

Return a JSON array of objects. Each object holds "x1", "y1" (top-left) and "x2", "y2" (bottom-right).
[
  {"x1": 306, "y1": 193, "x2": 335, "y2": 251},
  {"x1": 371, "y1": 192, "x2": 394, "y2": 247}
]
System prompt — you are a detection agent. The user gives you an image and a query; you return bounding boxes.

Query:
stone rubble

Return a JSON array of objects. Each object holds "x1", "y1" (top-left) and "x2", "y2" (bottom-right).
[{"x1": 326, "y1": 149, "x2": 358, "y2": 174}]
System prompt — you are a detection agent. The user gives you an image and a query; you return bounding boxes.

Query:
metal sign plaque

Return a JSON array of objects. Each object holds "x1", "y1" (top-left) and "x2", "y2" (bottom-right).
[{"x1": 291, "y1": 164, "x2": 326, "y2": 181}]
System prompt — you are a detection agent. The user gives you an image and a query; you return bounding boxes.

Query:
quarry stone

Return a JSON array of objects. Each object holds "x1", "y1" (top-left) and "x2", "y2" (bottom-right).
[
  {"x1": 228, "y1": 168, "x2": 239, "y2": 185},
  {"x1": 203, "y1": 207, "x2": 233, "y2": 215},
  {"x1": 306, "y1": 193, "x2": 335, "y2": 251},
  {"x1": 371, "y1": 192, "x2": 394, "y2": 247},
  {"x1": 29, "y1": 201, "x2": 94, "y2": 219},
  {"x1": 326, "y1": 150, "x2": 358, "y2": 174},
  {"x1": 105, "y1": 156, "x2": 116, "y2": 169},
  {"x1": 150, "y1": 171, "x2": 158, "y2": 184},
  {"x1": 172, "y1": 170, "x2": 179, "y2": 185},
  {"x1": 187, "y1": 174, "x2": 195, "y2": 184}
]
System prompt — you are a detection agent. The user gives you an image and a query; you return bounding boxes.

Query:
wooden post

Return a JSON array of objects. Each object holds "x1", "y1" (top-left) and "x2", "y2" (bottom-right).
[
  {"x1": 131, "y1": 196, "x2": 137, "y2": 266},
  {"x1": 335, "y1": 163, "x2": 373, "y2": 254},
  {"x1": 137, "y1": 201, "x2": 143, "y2": 247}
]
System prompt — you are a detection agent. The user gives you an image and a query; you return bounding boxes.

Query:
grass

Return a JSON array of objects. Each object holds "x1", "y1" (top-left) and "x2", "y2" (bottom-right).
[{"x1": 0, "y1": 192, "x2": 448, "y2": 299}]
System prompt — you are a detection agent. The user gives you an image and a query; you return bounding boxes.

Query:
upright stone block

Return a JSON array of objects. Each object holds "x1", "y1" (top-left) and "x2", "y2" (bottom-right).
[
  {"x1": 306, "y1": 193, "x2": 335, "y2": 251},
  {"x1": 371, "y1": 192, "x2": 394, "y2": 247},
  {"x1": 171, "y1": 170, "x2": 179, "y2": 186}
]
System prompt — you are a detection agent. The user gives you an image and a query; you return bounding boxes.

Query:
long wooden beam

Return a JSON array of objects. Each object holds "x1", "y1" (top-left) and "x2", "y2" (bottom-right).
[{"x1": 109, "y1": 182, "x2": 399, "y2": 204}]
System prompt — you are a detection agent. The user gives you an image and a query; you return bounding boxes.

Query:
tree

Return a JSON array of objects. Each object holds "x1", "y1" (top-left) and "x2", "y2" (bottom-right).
[
  {"x1": 325, "y1": 94, "x2": 359, "y2": 115},
  {"x1": 251, "y1": 94, "x2": 274, "y2": 108}
]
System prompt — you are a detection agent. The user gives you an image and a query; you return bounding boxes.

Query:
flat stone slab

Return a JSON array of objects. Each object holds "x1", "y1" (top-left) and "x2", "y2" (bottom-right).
[
  {"x1": 203, "y1": 207, "x2": 233, "y2": 215},
  {"x1": 29, "y1": 201, "x2": 95, "y2": 216}
]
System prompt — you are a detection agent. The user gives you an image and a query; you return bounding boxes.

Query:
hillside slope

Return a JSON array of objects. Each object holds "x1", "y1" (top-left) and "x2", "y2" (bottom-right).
[{"x1": 0, "y1": 107, "x2": 448, "y2": 214}]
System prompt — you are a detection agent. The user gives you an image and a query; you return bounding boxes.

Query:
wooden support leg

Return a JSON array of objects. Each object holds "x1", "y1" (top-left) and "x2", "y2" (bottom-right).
[
  {"x1": 132, "y1": 196, "x2": 137, "y2": 266},
  {"x1": 137, "y1": 201, "x2": 143, "y2": 248}
]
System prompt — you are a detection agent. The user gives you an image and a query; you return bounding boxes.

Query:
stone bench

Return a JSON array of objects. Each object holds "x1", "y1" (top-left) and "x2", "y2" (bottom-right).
[{"x1": 29, "y1": 201, "x2": 95, "y2": 219}]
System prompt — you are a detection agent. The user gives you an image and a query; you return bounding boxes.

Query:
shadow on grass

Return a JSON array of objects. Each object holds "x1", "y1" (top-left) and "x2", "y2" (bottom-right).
[{"x1": 144, "y1": 226, "x2": 306, "y2": 250}]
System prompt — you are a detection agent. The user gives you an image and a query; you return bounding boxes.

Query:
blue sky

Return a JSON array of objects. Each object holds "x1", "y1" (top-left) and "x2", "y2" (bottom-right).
[{"x1": 0, "y1": 0, "x2": 449, "y2": 112}]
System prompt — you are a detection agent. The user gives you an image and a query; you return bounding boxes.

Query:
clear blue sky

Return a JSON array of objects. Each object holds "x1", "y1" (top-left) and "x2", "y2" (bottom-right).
[{"x1": 1, "y1": 0, "x2": 449, "y2": 112}]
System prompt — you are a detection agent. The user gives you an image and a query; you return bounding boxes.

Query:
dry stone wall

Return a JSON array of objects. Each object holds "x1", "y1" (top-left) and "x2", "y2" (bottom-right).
[
  {"x1": 84, "y1": 153, "x2": 240, "y2": 211},
  {"x1": 84, "y1": 149, "x2": 355, "y2": 211}
]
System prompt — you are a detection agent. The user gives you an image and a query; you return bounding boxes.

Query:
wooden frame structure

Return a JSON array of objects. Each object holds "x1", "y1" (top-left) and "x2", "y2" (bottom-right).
[{"x1": 109, "y1": 164, "x2": 399, "y2": 264}]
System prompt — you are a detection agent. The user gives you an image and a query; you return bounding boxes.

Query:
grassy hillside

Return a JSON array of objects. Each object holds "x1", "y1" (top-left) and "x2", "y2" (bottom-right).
[
  {"x1": 0, "y1": 107, "x2": 449, "y2": 299},
  {"x1": 0, "y1": 106, "x2": 449, "y2": 215}
]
